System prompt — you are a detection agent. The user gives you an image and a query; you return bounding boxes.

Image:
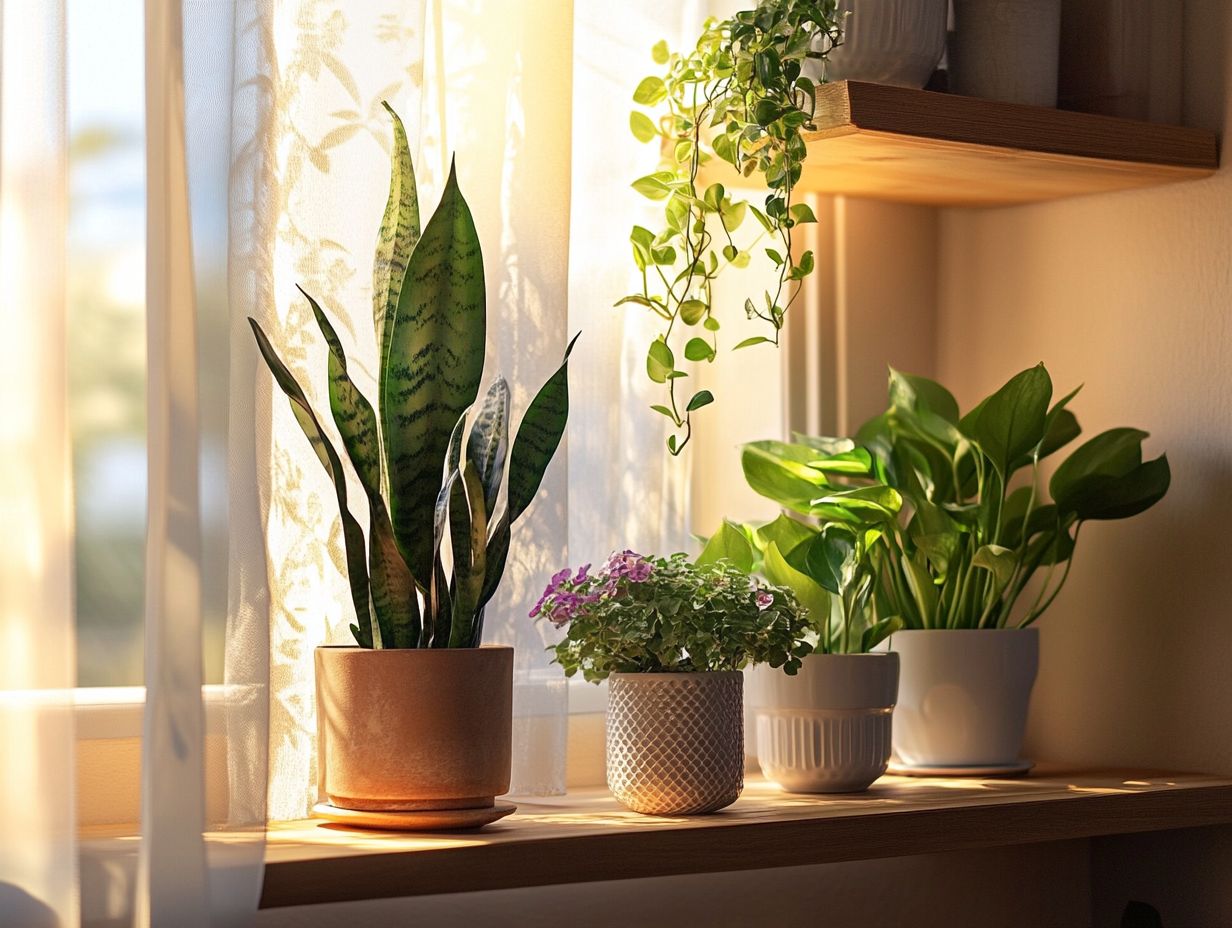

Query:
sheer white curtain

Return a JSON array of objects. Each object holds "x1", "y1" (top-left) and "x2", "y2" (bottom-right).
[{"x1": 0, "y1": 3, "x2": 77, "y2": 927}]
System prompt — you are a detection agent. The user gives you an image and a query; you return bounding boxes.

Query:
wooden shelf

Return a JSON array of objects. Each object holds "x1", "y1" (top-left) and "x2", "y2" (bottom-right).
[
  {"x1": 704, "y1": 81, "x2": 1218, "y2": 207},
  {"x1": 261, "y1": 767, "x2": 1232, "y2": 908}
]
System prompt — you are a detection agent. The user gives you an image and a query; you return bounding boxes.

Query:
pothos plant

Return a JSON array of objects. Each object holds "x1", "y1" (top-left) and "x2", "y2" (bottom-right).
[
  {"x1": 701, "y1": 448, "x2": 904, "y2": 655},
  {"x1": 742, "y1": 365, "x2": 1171, "y2": 631},
  {"x1": 622, "y1": 0, "x2": 843, "y2": 455},
  {"x1": 250, "y1": 104, "x2": 575, "y2": 650},
  {"x1": 532, "y1": 550, "x2": 811, "y2": 681}
]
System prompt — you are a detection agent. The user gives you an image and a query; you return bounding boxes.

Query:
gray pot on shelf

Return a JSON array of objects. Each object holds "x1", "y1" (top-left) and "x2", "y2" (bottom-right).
[
  {"x1": 752, "y1": 652, "x2": 900, "y2": 793},
  {"x1": 949, "y1": 0, "x2": 1063, "y2": 106},
  {"x1": 887, "y1": 628, "x2": 1039, "y2": 770},
  {"x1": 812, "y1": 0, "x2": 949, "y2": 89}
]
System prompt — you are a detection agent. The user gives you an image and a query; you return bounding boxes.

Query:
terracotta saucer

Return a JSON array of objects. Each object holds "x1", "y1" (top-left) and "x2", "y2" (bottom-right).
[
  {"x1": 887, "y1": 761, "x2": 1035, "y2": 778},
  {"x1": 311, "y1": 799, "x2": 517, "y2": 831}
]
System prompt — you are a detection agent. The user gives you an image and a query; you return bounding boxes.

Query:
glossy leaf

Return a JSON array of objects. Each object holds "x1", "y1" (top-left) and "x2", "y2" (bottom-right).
[
  {"x1": 967, "y1": 363, "x2": 1052, "y2": 476},
  {"x1": 763, "y1": 540, "x2": 830, "y2": 630},
  {"x1": 1051, "y1": 427, "x2": 1148, "y2": 511},
  {"x1": 696, "y1": 520, "x2": 755, "y2": 571}
]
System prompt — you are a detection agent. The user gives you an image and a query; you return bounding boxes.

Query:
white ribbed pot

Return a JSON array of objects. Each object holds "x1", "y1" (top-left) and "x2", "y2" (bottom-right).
[
  {"x1": 813, "y1": 0, "x2": 949, "y2": 88},
  {"x1": 950, "y1": 0, "x2": 1063, "y2": 106},
  {"x1": 606, "y1": 672, "x2": 744, "y2": 815},
  {"x1": 888, "y1": 628, "x2": 1039, "y2": 767},
  {"x1": 752, "y1": 653, "x2": 899, "y2": 793}
]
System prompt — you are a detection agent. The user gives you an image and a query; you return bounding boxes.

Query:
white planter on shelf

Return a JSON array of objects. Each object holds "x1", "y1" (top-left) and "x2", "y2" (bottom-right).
[
  {"x1": 813, "y1": 0, "x2": 949, "y2": 89},
  {"x1": 950, "y1": 0, "x2": 1063, "y2": 106},
  {"x1": 888, "y1": 628, "x2": 1039, "y2": 771},
  {"x1": 751, "y1": 652, "x2": 900, "y2": 793}
]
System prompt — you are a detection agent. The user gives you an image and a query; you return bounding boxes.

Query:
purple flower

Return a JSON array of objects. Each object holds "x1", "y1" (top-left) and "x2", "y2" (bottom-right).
[
  {"x1": 755, "y1": 591, "x2": 774, "y2": 612},
  {"x1": 602, "y1": 549, "x2": 654, "y2": 583},
  {"x1": 574, "y1": 563, "x2": 591, "y2": 583}
]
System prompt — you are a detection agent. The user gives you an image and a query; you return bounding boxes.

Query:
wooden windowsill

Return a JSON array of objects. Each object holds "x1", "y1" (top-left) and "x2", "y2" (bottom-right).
[{"x1": 259, "y1": 767, "x2": 1232, "y2": 908}]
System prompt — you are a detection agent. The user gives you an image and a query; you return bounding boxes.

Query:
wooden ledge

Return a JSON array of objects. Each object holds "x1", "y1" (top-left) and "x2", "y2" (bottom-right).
[
  {"x1": 702, "y1": 81, "x2": 1218, "y2": 207},
  {"x1": 260, "y1": 768, "x2": 1232, "y2": 908}
]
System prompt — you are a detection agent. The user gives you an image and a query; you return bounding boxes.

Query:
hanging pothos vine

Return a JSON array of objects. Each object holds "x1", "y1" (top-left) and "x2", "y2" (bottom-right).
[{"x1": 621, "y1": 1, "x2": 844, "y2": 455}]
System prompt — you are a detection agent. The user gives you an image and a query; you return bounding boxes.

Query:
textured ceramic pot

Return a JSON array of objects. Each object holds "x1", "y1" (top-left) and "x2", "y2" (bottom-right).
[
  {"x1": 315, "y1": 645, "x2": 512, "y2": 811},
  {"x1": 753, "y1": 652, "x2": 899, "y2": 793},
  {"x1": 950, "y1": 0, "x2": 1063, "y2": 106},
  {"x1": 606, "y1": 671, "x2": 743, "y2": 815},
  {"x1": 816, "y1": 0, "x2": 949, "y2": 88},
  {"x1": 888, "y1": 629, "x2": 1039, "y2": 767}
]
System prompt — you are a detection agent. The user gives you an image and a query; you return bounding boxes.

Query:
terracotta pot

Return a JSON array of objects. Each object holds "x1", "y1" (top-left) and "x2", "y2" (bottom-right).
[
  {"x1": 315, "y1": 645, "x2": 512, "y2": 811},
  {"x1": 888, "y1": 628, "x2": 1039, "y2": 767},
  {"x1": 606, "y1": 671, "x2": 743, "y2": 815},
  {"x1": 752, "y1": 652, "x2": 899, "y2": 793}
]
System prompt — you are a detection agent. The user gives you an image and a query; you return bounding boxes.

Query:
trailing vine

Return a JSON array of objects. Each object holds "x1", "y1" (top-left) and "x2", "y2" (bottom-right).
[{"x1": 622, "y1": 1, "x2": 843, "y2": 455}]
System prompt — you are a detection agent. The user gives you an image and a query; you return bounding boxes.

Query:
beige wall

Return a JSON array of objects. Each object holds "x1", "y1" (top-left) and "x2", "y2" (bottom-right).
[{"x1": 938, "y1": 0, "x2": 1231, "y2": 778}]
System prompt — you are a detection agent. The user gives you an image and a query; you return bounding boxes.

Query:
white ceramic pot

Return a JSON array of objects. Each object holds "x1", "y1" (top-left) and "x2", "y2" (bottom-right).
[
  {"x1": 888, "y1": 628, "x2": 1039, "y2": 768},
  {"x1": 606, "y1": 672, "x2": 744, "y2": 815},
  {"x1": 950, "y1": 0, "x2": 1063, "y2": 106},
  {"x1": 816, "y1": 0, "x2": 949, "y2": 89},
  {"x1": 753, "y1": 653, "x2": 900, "y2": 793}
]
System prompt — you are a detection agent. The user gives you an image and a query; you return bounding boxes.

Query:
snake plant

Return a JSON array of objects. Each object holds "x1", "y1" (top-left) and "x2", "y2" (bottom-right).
[{"x1": 250, "y1": 104, "x2": 576, "y2": 649}]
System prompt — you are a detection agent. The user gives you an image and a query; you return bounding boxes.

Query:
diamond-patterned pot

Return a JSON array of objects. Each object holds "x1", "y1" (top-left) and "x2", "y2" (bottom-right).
[{"x1": 606, "y1": 671, "x2": 743, "y2": 815}]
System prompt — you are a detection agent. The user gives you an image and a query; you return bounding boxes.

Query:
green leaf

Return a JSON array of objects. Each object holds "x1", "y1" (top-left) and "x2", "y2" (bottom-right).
[
  {"x1": 763, "y1": 541, "x2": 830, "y2": 629},
  {"x1": 679, "y1": 299, "x2": 707, "y2": 325},
  {"x1": 303, "y1": 287, "x2": 382, "y2": 497},
  {"x1": 968, "y1": 363, "x2": 1053, "y2": 476},
  {"x1": 506, "y1": 333, "x2": 578, "y2": 524},
  {"x1": 703, "y1": 183, "x2": 725, "y2": 211},
  {"x1": 754, "y1": 513, "x2": 816, "y2": 556},
  {"x1": 703, "y1": 317, "x2": 721, "y2": 332},
  {"x1": 789, "y1": 202, "x2": 817, "y2": 224},
  {"x1": 888, "y1": 368, "x2": 960, "y2": 424},
  {"x1": 1051, "y1": 427, "x2": 1148, "y2": 511},
  {"x1": 810, "y1": 485, "x2": 903, "y2": 523},
  {"x1": 649, "y1": 404, "x2": 678, "y2": 421},
  {"x1": 696, "y1": 520, "x2": 755, "y2": 571},
  {"x1": 249, "y1": 318, "x2": 372, "y2": 647},
  {"x1": 448, "y1": 465, "x2": 488, "y2": 647},
  {"x1": 788, "y1": 527, "x2": 857, "y2": 595},
  {"x1": 633, "y1": 76, "x2": 667, "y2": 105},
  {"x1": 631, "y1": 172, "x2": 674, "y2": 200},
  {"x1": 374, "y1": 103, "x2": 421, "y2": 394},
  {"x1": 383, "y1": 160, "x2": 486, "y2": 584},
  {"x1": 651, "y1": 39, "x2": 669, "y2": 65},
  {"x1": 971, "y1": 544, "x2": 1016, "y2": 593},
  {"x1": 629, "y1": 111, "x2": 657, "y2": 143},
  {"x1": 368, "y1": 494, "x2": 420, "y2": 648},
  {"x1": 646, "y1": 338, "x2": 674, "y2": 383},
  {"x1": 466, "y1": 377, "x2": 511, "y2": 517},
  {"x1": 684, "y1": 338, "x2": 714, "y2": 362},
  {"x1": 686, "y1": 389, "x2": 714, "y2": 411},
  {"x1": 862, "y1": 616, "x2": 902, "y2": 653},
  {"x1": 734, "y1": 335, "x2": 774, "y2": 350},
  {"x1": 742, "y1": 442, "x2": 826, "y2": 513},
  {"x1": 1061, "y1": 454, "x2": 1171, "y2": 521}
]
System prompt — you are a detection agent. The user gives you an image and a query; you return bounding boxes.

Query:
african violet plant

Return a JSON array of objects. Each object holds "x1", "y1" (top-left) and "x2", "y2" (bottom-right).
[
  {"x1": 532, "y1": 550, "x2": 811, "y2": 681},
  {"x1": 250, "y1": 104, "x2": 575, "y2": 650},
  {"x1": 743, "y1": 365, "x2": 1171, "y2": 631},
  {"x1": 623, "y1": 0, "x2": 843, "y2": 454}
]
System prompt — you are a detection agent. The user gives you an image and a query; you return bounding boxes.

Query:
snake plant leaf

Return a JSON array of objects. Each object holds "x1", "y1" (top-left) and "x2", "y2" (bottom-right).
[
  {"x1": 373, "y1": 102, "x2": 421, "y2": 383},
  {"x1": 448, "y1": 465, "x2": 488, "y2": 647},
  {"x1": 429, "y1": 469, "x2": 460, "y2": 647},
  {"x1": 248, "y1": 318, "x2": 373, "y2": 647},
  {"x1": 467, "y1": 377, "x2": 511, "y2": 517},
  {"x1": 477, "y1": 517, "x2": 510, "y2": 612},
  {"x1": 506, "y1": 333, "x2": 580, "y2": 523},
  {"x1": 383, "y1": 160, "x2": 486, "y2": 581},
  {"x1": 302, "y1": 286, "x2": 382, "y2": 496},
  {"x1": 368, "y1": 494, "x2": 420, "y2": 647}
]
